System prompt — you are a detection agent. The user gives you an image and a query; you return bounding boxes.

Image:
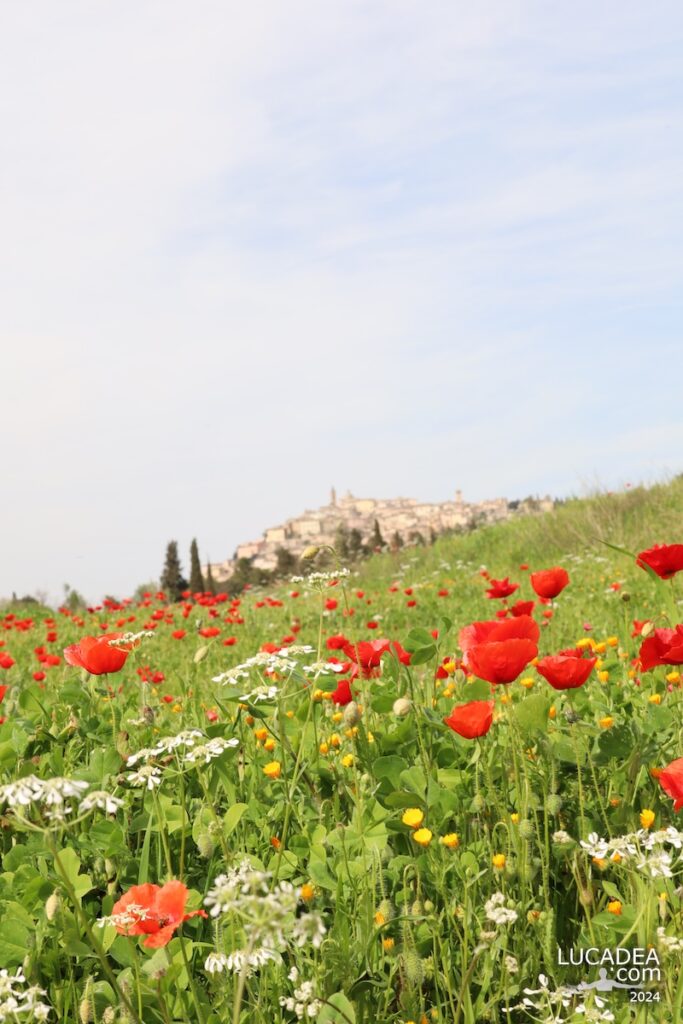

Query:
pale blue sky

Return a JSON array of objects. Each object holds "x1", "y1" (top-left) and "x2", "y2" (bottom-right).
[{"x1": 2, "y1": 1, "x2": 682, "y2": 601}]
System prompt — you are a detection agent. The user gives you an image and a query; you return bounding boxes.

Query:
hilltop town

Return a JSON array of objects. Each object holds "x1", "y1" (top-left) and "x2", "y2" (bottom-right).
[{"x1": 207, "y1": 489, "x2": 554, "y2": 582}]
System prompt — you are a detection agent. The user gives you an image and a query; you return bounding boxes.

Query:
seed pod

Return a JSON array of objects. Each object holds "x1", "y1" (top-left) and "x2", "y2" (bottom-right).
[{"x1": 620, "y1": 591, "x2": 631, "y2": 603}]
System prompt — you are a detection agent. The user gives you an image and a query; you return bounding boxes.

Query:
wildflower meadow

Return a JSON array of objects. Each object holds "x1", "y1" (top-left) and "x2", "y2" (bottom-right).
[{"x1": 2, "y1": 485, "x2": 683, "y2": 1024}]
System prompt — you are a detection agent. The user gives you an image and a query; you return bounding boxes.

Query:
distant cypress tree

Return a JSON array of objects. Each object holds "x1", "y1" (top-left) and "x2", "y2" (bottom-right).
[
  {"x1": 390, "y1": 530, "x2": 404, "y2": 552},
  {"x1": 348, "y1": 528, "x2": 365, "y2": 560},
  {"x1": 334, "y1": 522, "x2": 350, "y2": 561},
  {"x1": 205, "y1": 560, "x2": 217, "y2": 595},
  {"x1": 160, "y1": 541, "x2": 188, "y2": 601},
  {"x1": 189, "y1": 538, "x2": 205, "y2": 593},
  {"x1": 371, "y1": 518, "x2": 385, "y2": 551}
]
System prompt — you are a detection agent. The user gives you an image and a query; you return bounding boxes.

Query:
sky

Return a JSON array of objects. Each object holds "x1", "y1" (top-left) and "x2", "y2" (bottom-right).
[{"x1": 2, "y1": 1, "x2": 683, "y2": 602}]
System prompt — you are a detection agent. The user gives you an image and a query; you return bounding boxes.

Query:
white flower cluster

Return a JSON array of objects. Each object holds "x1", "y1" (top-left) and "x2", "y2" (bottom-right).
[
  {"x1": 212, "y1": 649, "x2": 306, "y2": 687},
  {"x1": 126, "y1": 731, "x2": 239, "y2": 783},
  {"x1": 484, "y1": 892, "x2": 518, "y2": 926},
  {"x1": 290, "y1": 569, "x2": 350, "y2": 590},
  {"x1": 657, "y1": 925, "x2": 683, "y2": 954},
  {"x1": 126, "y1": 729, "x2": 205, "y2": 765},
  {"x1": 108, "y1": 630, "x2": 155, "y2": 647},
  {"x1": 0, "y1": 967, "x2": 51, "y2": 1021},
  {"x1": 580, "y1": 827, "x2": 683, "y2": 878},
  {"x1": 203, "y1": 860, "x2": 326, "y2": 978},
  {"x1": 279, "y1": 969, "x2": 322, "y2": 1020},
  {"x1": 184, "y1": 737, "x2": 239, "y2": 765},
  {"x1": 97, "y1": 903, "x2": 152, "y2": 931},
  {"x1": 0, "y1": 776, "x2": 121, "y2": 822}
]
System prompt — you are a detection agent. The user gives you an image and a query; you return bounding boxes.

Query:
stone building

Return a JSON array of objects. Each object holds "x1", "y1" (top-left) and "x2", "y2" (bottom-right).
[{"x1": 207, "y1": 488, "x2": 553, "y2": 581}]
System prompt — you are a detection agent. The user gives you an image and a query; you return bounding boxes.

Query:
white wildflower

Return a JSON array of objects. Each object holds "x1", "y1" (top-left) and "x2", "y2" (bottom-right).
[
  {"x1": 184, "y1": 738, "x2": 239, "y2": 764},
  {"x1": 126, "y1": 765, "x2": 162, "y2": 790},
  {"x1": 79, "y1": 791, "x2": 124, "y2": 815}
]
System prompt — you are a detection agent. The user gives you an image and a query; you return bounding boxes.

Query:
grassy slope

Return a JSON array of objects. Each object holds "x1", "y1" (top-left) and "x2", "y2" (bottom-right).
[{"x1": 356, "y1": 476, "x2": 683, "y2": 590}]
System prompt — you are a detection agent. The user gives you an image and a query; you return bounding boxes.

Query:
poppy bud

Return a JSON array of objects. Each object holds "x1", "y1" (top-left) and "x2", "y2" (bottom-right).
[
  {"x1": 393, "y1": 697, "x2": 412, "y2": 717},
  {"x1": 411, "y1": 899, "x2": 423, "y2": 917},
  {"x1": 402, "y1": 948, "x2": 424, "y2": 985},
  {"x1": 378, "y1": 899, "x2": 394, "y2": 922},
  {"x1": 45, "y1": 892, "x2": 60, "y2": 921},
  {"x1": 641, "y1": 621, "x2": 656, "y2": 638},
  {"x1": 471, "y1": 792, "x2": 485, "y2": 813},
  {"x1": 197, "y1": 831, "x2": 216, "y2": 859},
  {"x1": 519, "y1": 819, "x2": 534, "y2": 840},
  {"x1": 546, "y1": 794, "x2": 563, "y2": 815},
  {"x1": 79, "y1": 1000, "x2": 92, "y2": 1024},
  {"x1": 343, "y1": 701, "x2": 361, "y2": 726},
  {"x1": 193, "y1": 645, "x2": 209, "y2": 664},
  {"x1": 301, "y1": 546, "x2": 320, "y2": 562},
  {"x1": 102, "y1": 1010, "x2": 116, "y2": 1024}
]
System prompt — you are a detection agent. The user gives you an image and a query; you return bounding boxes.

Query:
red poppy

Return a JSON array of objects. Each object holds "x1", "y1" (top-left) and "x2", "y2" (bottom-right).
[
  {"x1": 530, "y1": 567, "x2": 570, "y2": 599},
  {"x1": 659, "y1": 758, "x2": 683, "y2": 811},
  {"x1": 466, "y1": 638, "x2": 537, "y2": 684},
  {"x1": 64, "y1": 634, "x2": 130, "y2": 675},
  {"x1": 111, "y1": 881, "x2": 207, "y2": 948},
  {"x1": 459, "y1": 615, "x2": 540, "y2": 654},
  {"x1": 0, "y1": 685, "x2": 6, "y2": 703},
  {"x1": 171, "y1": 630, "x2": 186, "y2": 640},
  {"x1": 509, "y1": 600, "x2": 536, "y2": 617},
  {"x1": 331, "y1": 678, "x2": 354, "y2": 705},
  {"x1": 0, "y1": 654, "x2": 14, "y2": 670},
  {"x1": 327, "y1": 637, "x2": 350, "y2": 653},
  {"x1": 637, "y1": 544, "x2": 683, "y2": 580},
  {"x1": 536, "y1": 649, "x2": 596, "y2": 690},
  {"x1": 444, "y1": 700, "x2": 494, "y2": 738},
  {"x1": 485, "y1": 578, "x2": 519, "y2": 599},
  {"x1": 325, "y1": 598, "x2": 338, "y2": 611},
  {"x1": 198, "y1": 627, "x2": 220, "y2": 638},
  {"x1": 638, "y1": 626, "x2": 683, "y2": 671}
]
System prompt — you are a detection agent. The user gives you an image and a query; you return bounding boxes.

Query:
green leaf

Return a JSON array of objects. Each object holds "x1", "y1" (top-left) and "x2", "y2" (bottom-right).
[
  {"x1": 224, "y1": 803, "x2": 248, "y2": 836},
  {"x1": 54, "y1": 847, "x2": 93, "y2": 901},
  {"x1": 318, "y1": 992, "x2": 356, "y2": 1024},
  {"x1": 514, "y1": 693, "x2": 551, "y2": 735},
  {"x1": 409, "y1": 646, "x2": 437, "y2": 665},
  {"x1": 602, "y1": 881, "x2": 624, "y2": 902},
  {"x1": 0, "y1": 917, "x2": 30, "y2": 965},
  {"x1": 372, "y1": 755, "x2": 407, "y2": 789}
]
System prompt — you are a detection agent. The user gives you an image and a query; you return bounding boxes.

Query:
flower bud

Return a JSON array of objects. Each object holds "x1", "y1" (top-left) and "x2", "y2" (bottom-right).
[
  {"x1": 343, "y1": 701, "x2": 361, "y2": 726},
  {"x1": 196, "y1": 832, "x2": 216, "y2": 859},
  {"x1": 641, "y1": 621, "x2": 656, "y2": 638},
  {"x1": 45, "y1": 892, "x2": 60, "y2": 921},
  {"x1": 519, "y1": 819, "x2": 535, "y2": 840},
  {"x1": 193, "y1": 645, "x2": 209, "y2": 664},
  {"x1": 546, "y1": 794, "x2": 562, "y2": 815},
  {"x1": 392, "y1": 697, "x2": 412, "y2": 717},
  {"x1": 301, "y1": 546, "x2": 320, "y2": 562}
]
